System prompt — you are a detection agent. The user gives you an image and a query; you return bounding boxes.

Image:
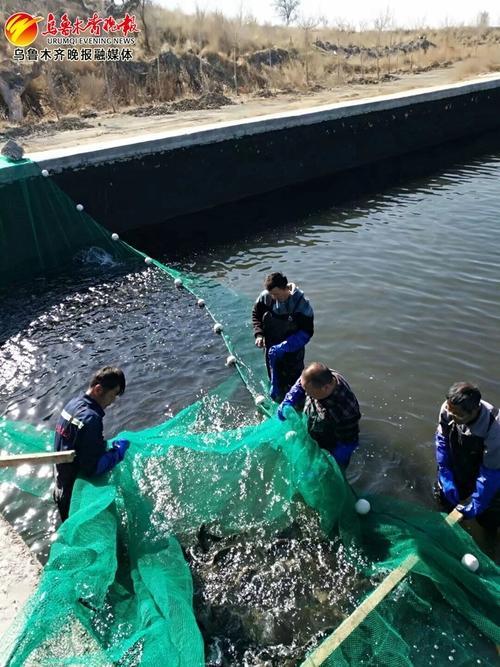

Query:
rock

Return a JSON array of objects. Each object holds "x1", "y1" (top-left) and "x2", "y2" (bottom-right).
[
  {"x1": 78, "y1": 108, "x2": 98, "y2": 118},
  {"x1": 1, "y1": 139, "x2": 24, "y2": 160}
]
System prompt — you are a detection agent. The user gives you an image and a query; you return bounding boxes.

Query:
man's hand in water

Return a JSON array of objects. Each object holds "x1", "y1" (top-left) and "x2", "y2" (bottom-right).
[{"x1": 255, "y1": 336, "x2": 265, "y2": 348}]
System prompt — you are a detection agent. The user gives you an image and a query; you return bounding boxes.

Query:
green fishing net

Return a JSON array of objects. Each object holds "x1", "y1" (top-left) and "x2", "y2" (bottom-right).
[{"x1": 0, "y1": 159, "x2": 498, "y2": 666}]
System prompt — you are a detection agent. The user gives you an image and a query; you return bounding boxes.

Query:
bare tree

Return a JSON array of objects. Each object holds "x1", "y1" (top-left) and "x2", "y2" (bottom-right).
[
  {"x1": 298, "y1": 14, "x2": 317, "y2": 87},
  {"x1": 76, "y1": 0, "x2": 140, "y2": 12},
  {"x1": 332, "y1": 17, "x2": 349, "y2": 86},
  {"x1": 273, "y1": 0, "x2": 301, "y2": 26},
  {"x1": 0, "y1": 60, "x2": 42, "y2": 122},
  {"x1": 194, "y1": 3, "x2": 207, "y2": 92},
  {"x1": 476, "y1": 11, "x2": 490, "y2": 28},
  {"x1": 232, "y1": 3, "x2": 245, "y2": 95},
  {"x1": 374, "y1": 7, "x2": 393, "y2": 82},
  {"x1": 138, "y1": 0, "x2": 152, "y2": 55},
  {"x1": 357, "y1": 20, "x2": 369, "y2": 80}
]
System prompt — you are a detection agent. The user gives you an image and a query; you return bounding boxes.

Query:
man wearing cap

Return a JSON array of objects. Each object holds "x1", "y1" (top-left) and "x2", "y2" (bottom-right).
[
  {"x1": 434, "y1": 381, "x2": 500, "y2": 530},
  {"x1": 53, "y1": 366, "x2": 130, "y2": 522},
  {"x1": 252, "y1": 272, "x2": 314, "y2": 402}
]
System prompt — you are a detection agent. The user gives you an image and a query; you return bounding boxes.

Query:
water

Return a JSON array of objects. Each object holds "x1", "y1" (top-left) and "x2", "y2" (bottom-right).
[
  {"x1": 0, "y1": 265, "x2": 234, "y2": 558},
  {"x1": 1, "y1": 143, "x2": 500, "y2": 662},
  {"x1": 155, "y1": 150, "x2": 500, "y2": 510}
]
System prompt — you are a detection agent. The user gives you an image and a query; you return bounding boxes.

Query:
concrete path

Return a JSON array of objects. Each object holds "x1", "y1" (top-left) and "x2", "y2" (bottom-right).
[{"x1": 21, "y1": 66, "x2": 498, "y2": 154}]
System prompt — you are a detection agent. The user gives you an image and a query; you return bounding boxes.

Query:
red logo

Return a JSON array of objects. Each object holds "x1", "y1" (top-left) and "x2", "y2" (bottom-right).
[{"x1": 4, "y1": 12, "x2": 43, "y2": 47}]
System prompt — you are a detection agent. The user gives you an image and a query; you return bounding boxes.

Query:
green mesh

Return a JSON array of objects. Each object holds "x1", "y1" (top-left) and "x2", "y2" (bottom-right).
[
  {"x1": 0, "y1": 158, "x2": 499, "y2": 666},
  {"x1": 0, "y1": 157, "x2": 130, "y2": 284}
]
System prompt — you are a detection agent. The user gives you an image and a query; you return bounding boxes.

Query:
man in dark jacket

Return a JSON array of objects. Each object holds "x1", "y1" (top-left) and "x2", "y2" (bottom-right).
[
  {"x1": 53, "y1": 366, "x2": 129, "y2": 522},
  {"x1": 252, "y1": 272, "x2": 314, "y2": 402},
  {"x1": 434, "y1": 382, "x2": 500, "y2": 530},
  {"x1": 277, "y1": 362, "x2": 361, "y2": 469}
]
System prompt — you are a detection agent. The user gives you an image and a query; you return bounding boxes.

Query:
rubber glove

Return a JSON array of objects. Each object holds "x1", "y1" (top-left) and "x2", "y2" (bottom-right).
[
  {"x1": 457, "y1": 465, "x2": 500, "y2": 518},
  {"x1": 268, "y1": 347, "x2": 281, "y2": 400},
  {"x1": 95, "y1": 439, "x2": 129, "y2": 475},
  {"x1": 332, "y1": 441, "x2": 359, "y2": 468},
  {"x1": 438, "y1": 467, "x2": 459, "y2": 505},
  {"x1": 112, "y1": 439, "x2": 130, "y2": 461},
  {"x1": 277, "y1": 380, "x2": 306, "y2": 420},
  {"x1": 270, "y1": 331, "x2": 311, "y2": 359}
]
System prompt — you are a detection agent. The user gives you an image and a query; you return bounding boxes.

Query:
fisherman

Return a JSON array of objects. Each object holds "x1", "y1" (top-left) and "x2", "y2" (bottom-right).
[
  {"x1": 53, "y1": 366, "x2": 130, "y2": 522},
  {"x1": 434, "y1": 382, "x2": 500, "y2": 530},
  {"x1": 252, "y1": 272, "x2": 314, "y2": 402},
  {"x1": 277, "y1": 362, "x2": 361, "y2": 469}
]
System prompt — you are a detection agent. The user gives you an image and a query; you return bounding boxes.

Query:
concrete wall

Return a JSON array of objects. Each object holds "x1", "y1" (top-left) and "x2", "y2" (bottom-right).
[{"x1": 19, "y1": 74, "x2": 500, "y2": 233}]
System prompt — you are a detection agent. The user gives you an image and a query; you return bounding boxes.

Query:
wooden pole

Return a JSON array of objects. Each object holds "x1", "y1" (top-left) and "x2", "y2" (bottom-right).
[
  {"x1": 301, "y1": 509, "x2": 463, "y2": 666},
  {"x1": 0, "y1": 451, "x2": 75, "y2": 468}
]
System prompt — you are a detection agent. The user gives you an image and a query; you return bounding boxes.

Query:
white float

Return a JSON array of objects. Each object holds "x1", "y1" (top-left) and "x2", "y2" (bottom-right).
[
  {"x1": 355, "y1": 498, "x2": 371, "y2": 515},
  {"x1": 76, "y1": 203, "x2": 84, "y2": 211},
  {"x1": 213, "y1": 323, "x2": 223, "y2": 334},
  {"x1": 461, "y1": 553, "x2": 479, "y2": 572}
]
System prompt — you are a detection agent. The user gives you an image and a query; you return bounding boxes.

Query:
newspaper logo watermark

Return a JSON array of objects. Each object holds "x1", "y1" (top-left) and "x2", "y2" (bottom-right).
[
  {"x1": 4, "y1": 12, "x2": 43, "y2": 47},
  {"x1": 4, "y1": 11, "x2": 140, "y2": 60}
]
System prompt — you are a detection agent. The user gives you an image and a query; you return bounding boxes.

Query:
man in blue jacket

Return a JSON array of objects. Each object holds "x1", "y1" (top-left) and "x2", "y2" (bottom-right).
[
  {"x1": 53, "y1": 366, "x2": 129, "y2": 522},
  {"x1": 434, "y1": 382, "x2": 500, "y2": 530},
  {"x1": 252, "y1": 272, "x2": 314, "y2": 402},
  {"x1": 277, "y1": 362, "x2": 361, "y2": 470}
]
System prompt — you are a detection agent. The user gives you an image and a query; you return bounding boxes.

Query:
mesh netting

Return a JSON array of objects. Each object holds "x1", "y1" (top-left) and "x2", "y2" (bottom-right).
[
  {"x1": 0, "y1": 157, "x2": 130, "y2": 284},
  {"x1": 0, "y1": 158, "x2": 499, "y2": 666}
]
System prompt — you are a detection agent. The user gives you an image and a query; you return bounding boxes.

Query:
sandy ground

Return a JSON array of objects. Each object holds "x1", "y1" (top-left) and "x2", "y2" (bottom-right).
[
  {"x1": 0, "y1": 514, "x2": 41, "y2": 638},
  {"x1": 19, "y1": 64, "x2": 498, "y2": 154}
]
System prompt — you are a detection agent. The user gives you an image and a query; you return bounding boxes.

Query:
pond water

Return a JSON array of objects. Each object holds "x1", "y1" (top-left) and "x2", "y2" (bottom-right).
[{"x1": 1, "y1": 138, "x2": 499, "y2": 664}]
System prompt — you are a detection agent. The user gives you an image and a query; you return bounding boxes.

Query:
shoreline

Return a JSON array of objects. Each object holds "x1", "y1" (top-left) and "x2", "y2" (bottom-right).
[
  {"x1": 1, "y1": 64, "x2": 496, "y2": 156},
  {"x1": 0, "y1": 513, "x2": 41, "y2": 638}
]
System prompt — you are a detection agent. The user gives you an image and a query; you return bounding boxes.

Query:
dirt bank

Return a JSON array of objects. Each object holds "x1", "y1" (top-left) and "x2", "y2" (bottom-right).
[
  {"x1": 0, "y1": 513, "x2": 41, "y2": 637},
  {"x1": 2, "y1": 66, "x2": 498, "y2": 155}
]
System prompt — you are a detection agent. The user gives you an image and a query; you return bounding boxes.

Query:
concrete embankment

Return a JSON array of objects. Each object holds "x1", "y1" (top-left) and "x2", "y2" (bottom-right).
[
  {"x1": 0, "y1": 514, "x2": 41, "y2": 637},
  {"x1": 1, "y1": 74, "x2": 500, "y2": 281},
  {"x1": 16, "y1": 74, "x2": 500, "y2": 234}
]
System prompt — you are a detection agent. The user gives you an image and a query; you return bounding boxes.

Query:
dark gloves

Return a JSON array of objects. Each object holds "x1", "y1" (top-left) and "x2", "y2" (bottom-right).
[
  {"x1": 332, "y1": 441, "x2": 359, "y2": 468},
  {"x1": 112, "y1": 439, "x2": 130, "y2": 461},
  {"x1": 95, "y1": 439, "x2": 130, "y2": 475},
  {"x1": 277, "y1": 380, "x2": 306, "y2": 420},
  {"x1": 269, "y1": 331, "x2": 311, "y2": 360},
  {"x1": 438, "y1": 467, "x2": 459, "y2": 506},
  {"x1": 457, "y1": 465, "x2": 500, "y2": 518}
]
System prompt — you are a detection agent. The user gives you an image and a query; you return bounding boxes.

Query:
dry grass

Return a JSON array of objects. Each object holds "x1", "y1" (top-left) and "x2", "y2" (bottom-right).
[
  {"x1": 1, "y1": 2, "x2": 500, "y2": 121},
  {"x1": 77, "y1": 73, "x2": 107, "y2": 109},
  {"x1": 450, "y1": 46, "x2": 500, "y2": 80}
]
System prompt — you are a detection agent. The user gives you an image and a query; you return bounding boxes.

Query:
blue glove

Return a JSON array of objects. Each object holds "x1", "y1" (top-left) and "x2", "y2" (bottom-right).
[
  {"x1": 456, "y1": 503, "x2": 475, "y2": 518},
  {"x1": 95, "y1": 448, "x2": 121, "y2": 475},
  {"x1": 270, "y1": 380, "x2": 281, "y2": 401},
  {"x1": 277, "y1": 380, "x2": 306, "y2": 420},
  {"x1": 268, "y1": 346, "x2": 279, "y2": 363},
  {"x1": 267, "y1": 348, "x2": 281, "y2": 400},
  {"x1": 112, "y1": 439, "x2": 130, "y2": 462},
  {"x1": 95, "y1": 440, "x2": 129, "y2": 475},
  {"x1": 457, "y1": 465, "x2": 500, "y2": 518},
  {"x1": 438, "y1": 467, "x2": 459, "y2": 505},
  {"x1": 332, "y1": 441, "x2": 359, "y2": 468},
  {"x1": 271, "y1": 331, "x2": 311, "y2": 358},
  {"x1": 435, "y1": 431, "x2": 451, "y2": 467}
]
